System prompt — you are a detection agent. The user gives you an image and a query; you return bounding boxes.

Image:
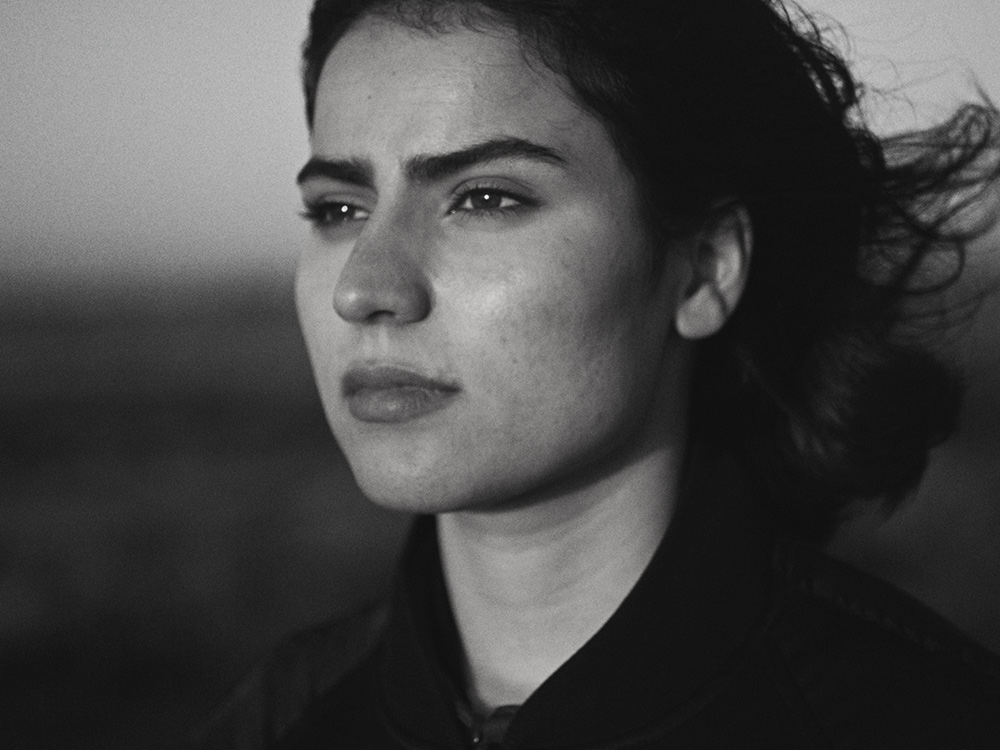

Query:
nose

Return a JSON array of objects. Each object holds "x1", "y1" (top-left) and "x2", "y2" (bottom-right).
[{"x1": 333, "y1": 220, "x2": 432, "y2": 325}]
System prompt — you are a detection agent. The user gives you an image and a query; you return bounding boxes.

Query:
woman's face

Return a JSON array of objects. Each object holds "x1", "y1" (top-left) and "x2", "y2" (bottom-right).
[{"x1": 296, "y1": 16, "x2": 693, "y2": 513}]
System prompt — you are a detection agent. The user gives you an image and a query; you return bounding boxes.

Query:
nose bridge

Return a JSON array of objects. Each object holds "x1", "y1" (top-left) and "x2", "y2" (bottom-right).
[{"x1": 333, "y1": 205, "x2": 433, "y2": 325}]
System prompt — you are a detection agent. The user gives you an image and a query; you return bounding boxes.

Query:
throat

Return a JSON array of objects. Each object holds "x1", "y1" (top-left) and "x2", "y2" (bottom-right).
[{"x1": 436, "y1": 459, "x2": 678, "y2": 711}]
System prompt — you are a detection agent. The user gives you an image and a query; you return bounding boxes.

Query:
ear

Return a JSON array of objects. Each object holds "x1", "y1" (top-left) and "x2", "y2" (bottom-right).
[{"x1": 674, "y1": 202, "x2": 752, "y2": 340}]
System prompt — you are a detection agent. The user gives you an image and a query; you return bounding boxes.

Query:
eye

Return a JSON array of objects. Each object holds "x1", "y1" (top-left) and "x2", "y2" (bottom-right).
[
  {"x1": 299, "y1": 201, "x2": 371, "y2": 228},
  {"x1": 449, "y1": 187, "x2": 528, "y2": 215}
]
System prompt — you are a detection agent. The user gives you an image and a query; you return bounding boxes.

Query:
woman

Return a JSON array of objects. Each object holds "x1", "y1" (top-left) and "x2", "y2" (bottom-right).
[{"x1": 196, "y1": 0, "x2": 1000, "y2": 747}]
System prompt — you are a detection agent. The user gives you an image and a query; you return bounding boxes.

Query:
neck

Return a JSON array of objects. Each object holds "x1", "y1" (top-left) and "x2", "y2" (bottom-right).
[{"x1": 437, "y1": 433, "x2": 687, "y2": 712}]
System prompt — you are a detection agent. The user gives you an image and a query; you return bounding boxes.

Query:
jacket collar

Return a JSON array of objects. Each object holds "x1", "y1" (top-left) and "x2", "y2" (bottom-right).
[{"x1": 377, "y1": 440, "x2": 775, "y2": 748}]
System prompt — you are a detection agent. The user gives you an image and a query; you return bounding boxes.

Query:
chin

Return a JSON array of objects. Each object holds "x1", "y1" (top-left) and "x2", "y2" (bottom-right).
[
  {"x1": 347, "y1": 459, "x2": 473, "y2": 515},
  {"x1": 332, "y1": 421, "x2": 493, "y2": 514},
  {"x1": 344, "y1": 445, "x2": 539, "y2": 516},
  {"x1": 354, "y1": 482, "x2": 484, "y2": 516}
]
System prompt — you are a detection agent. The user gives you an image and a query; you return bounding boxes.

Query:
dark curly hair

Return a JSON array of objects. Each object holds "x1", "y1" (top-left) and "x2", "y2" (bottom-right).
[{"x1": 300, "y1": 0, "x2": 1000, "y2": 540}]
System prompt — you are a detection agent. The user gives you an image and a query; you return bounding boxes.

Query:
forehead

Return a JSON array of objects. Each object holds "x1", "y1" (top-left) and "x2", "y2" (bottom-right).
[{"x1": 310, "y1": 16, "x2": 614, "y2": 170}]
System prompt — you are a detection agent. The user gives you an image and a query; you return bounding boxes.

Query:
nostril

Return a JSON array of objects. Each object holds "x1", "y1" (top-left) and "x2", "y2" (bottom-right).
[{"x1": 367, "y1": 309, "x2": 400, "y2": 326}]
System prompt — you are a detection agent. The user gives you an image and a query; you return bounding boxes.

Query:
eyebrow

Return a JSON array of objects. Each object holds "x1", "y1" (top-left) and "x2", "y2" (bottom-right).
[
  {"x1": 296, "y1": 137, "x2": 566, "y2": 188},
  {"x1": 296, "y1": 157, "x2": 373, "y2": 188}
]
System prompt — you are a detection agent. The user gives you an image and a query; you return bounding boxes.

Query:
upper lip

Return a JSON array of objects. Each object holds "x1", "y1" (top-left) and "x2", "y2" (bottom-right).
[{"x1": 342, "y1": 364, "x2": 461, "y2": 396}]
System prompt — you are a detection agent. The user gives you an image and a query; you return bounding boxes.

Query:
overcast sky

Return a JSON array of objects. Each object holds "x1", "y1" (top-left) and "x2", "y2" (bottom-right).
[{"x1": 2, "y1": 0, "x2": 999, "y2": 284}]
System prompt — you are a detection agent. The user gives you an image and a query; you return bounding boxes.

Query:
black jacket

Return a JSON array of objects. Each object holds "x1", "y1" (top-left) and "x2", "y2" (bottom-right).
[{"x1": 193, "y1": 445, "x2": 1000, "y2": 749}]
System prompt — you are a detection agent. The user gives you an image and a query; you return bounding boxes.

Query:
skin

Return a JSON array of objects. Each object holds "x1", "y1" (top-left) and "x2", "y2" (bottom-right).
[{"x1": 296, "y1": 16, "x2": 750, "y2": 709}]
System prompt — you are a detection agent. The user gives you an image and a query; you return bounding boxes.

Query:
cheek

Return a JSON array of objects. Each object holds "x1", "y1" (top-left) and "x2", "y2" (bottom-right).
[{"x1": 458, "y1": 236, "x2": 657, "y2": 418}]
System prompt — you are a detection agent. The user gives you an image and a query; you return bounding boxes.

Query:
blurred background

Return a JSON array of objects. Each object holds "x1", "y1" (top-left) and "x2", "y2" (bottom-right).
[{"x1": 2, "y1": 0, "x2": 999, "y2": 748}]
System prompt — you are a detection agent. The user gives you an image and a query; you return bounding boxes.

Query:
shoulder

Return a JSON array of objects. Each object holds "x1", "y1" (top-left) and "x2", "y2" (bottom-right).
[
  {"x1": 762, "y1": 541, "x2": 1000, "y2": 748},
  {"x1": 187, "y1": 599, "x2": 389, "y2": 750}
]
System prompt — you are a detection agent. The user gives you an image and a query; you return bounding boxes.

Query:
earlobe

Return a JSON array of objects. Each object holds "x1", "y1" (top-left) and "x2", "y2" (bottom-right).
[{"x1": 674, "y1": 202, "x2": 752, "y2": 340}]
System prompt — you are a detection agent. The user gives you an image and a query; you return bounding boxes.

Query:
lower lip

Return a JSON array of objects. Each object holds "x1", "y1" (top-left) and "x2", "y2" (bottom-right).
[{"x1": 346, "y1": 386, "x2": 458, "y2": 423}]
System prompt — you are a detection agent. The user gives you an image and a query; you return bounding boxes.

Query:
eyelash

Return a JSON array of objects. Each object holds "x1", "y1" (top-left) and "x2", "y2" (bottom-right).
[{"x1": 299, "y1": 185, "x2": 535, "y2": 229}]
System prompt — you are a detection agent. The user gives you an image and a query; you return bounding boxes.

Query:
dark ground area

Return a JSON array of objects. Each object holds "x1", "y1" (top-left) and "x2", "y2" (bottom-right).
[
  {"x1": 2, "y1": 272, "x2": 999, "y2": 749},
  {"x1": 1, "y1": 275, "x2": 410, "y2": 750}
]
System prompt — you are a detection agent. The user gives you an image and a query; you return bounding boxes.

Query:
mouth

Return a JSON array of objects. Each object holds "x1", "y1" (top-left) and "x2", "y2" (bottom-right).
[{"x1": 342, "y1": 364, "x2": 461, "y2": 423}]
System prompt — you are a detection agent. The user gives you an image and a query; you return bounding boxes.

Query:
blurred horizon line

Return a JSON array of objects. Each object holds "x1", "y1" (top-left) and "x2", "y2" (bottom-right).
[{"x1": 5, "y1": 263, "x2": 300, "y2": 324}]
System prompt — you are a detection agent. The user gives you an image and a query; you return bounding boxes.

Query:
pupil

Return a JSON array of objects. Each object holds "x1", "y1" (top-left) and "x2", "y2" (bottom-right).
[{"x1": 473, "y1": 191, "x2": 501, "y2": 209}]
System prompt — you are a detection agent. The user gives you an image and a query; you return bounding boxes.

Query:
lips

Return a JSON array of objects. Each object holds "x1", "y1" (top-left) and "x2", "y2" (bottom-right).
[{"x1": 342, "y1": 365, "x2": 460, "y2": 423}]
